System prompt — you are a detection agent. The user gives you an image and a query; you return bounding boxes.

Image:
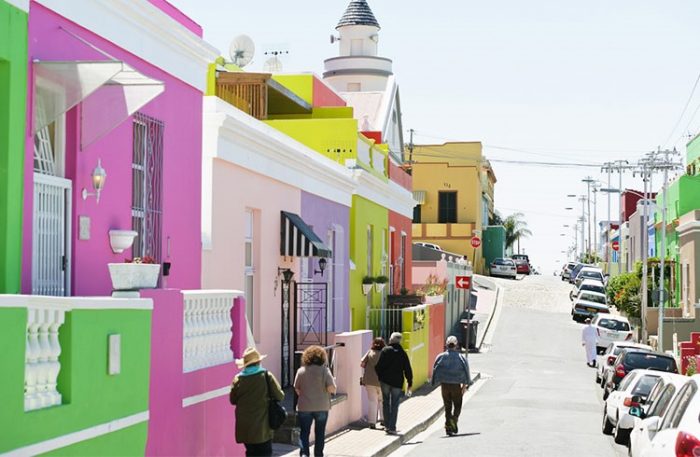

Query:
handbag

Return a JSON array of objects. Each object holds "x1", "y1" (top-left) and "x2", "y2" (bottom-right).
[{"x1": 266, "y1": 372, "x2": 287, "y2": 430}]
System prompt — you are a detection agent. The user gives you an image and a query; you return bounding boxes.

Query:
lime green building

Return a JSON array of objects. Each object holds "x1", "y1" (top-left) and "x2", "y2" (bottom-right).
[{"x1": 0, "y1": 0, "x2": 28, "y2": 293}]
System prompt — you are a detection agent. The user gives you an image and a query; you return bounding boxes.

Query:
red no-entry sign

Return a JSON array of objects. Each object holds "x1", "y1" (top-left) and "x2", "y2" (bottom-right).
[
  {"x1": 612, "y1": 240, "x2": 620, "y2": 252},
  {"x1": 456, "y1": 275, "x2": 472, "y2": 289},
  {"x1": 471, "y1": 236, "x2": 481, "y2": 248}
]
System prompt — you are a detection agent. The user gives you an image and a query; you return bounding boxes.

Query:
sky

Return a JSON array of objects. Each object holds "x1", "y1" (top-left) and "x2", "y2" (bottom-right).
[{"x1": 172, "y1": 0, "x2": 700, "y2": 273}]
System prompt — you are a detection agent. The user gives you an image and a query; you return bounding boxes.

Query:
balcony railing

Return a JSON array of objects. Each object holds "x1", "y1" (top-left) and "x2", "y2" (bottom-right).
[
  {"x1": 25, "y1": 304, "x2": 65, "y2": 412},
  {"x1": 182, "y1": 290, "x2": 240, "y2": 373},
  {"x1": 215, "y1": 73, "x2": 268, "y2": 120}
]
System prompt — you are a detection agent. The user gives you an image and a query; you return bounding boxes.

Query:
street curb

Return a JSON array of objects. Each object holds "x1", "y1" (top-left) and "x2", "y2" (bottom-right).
[
  {"x1": 473, "y1": 275, "x2": 503, "y2": 351},
  {"x1": 370, "y1": 372, "x2": 483, "y2": 457}
]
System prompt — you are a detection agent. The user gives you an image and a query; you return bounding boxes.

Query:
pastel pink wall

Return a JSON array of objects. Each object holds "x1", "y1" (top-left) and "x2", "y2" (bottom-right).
[
  {"x1": 412, "y1": 260, "x2": 447, "y2": 290},
  {"x1": 312, "y1": 77, "x2": 347, "y2": 107},
  {"x1": 23, "y1": 3, "x2": 203, "y2": 295},
  {"x1": 144, "y1": 289, "x2": 245, "y2": 456},
  {"x1": 202, "y1": 159, "x2": 300, "y2": 381}
]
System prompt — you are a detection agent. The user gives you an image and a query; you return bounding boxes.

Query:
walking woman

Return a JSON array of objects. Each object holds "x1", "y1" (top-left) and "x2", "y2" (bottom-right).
[
  {"x1": 230, "y1": 347, "x2": 285, "y2": 457},
  {"x1": 294, "y1": 345, "x2": 337, "y2": 457},
  {"x1": 360, "y1": 337, "x2": 385, "y2": 429}
]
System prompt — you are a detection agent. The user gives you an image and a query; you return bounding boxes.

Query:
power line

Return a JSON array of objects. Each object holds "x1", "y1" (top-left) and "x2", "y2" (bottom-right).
[
  {"x1": 663, "y1": 71, "x2": 700, "y2": 148},
  {"x1": 410, "y1": 147, "x2": 602, "y2": 168}
]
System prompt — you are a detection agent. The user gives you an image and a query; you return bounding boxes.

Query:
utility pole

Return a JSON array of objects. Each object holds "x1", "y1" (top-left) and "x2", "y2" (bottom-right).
[
  {"x1": 593, "y1": 183, "x2": 599, "y2": 260},
  {"x1": 638, "y1": 158, "x2": 650, "y2": 344},
  {"x1": 407, "y1": 128, "x2": 414, "y2": 169},
  {"x1": 579, "y1": 196, "x2": 586, "y2": 259},
  {"x1": 582, "y1": 177, "x2": 595, "y2": 256},
  {"x1": 603, "y1": 163, "x2": 613, "y2": 274}
]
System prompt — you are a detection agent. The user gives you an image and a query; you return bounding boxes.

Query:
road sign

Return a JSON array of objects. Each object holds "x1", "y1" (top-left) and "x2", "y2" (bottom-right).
[
  {"x1": 455, "y1": 275, "x2": 472, "y2": 289},
  {"x1": 471, "y1": 236, "x2": 481, "y2": 248},
  {"x1": 611, "y1": 240, "x2": 620, "y2": 252}
]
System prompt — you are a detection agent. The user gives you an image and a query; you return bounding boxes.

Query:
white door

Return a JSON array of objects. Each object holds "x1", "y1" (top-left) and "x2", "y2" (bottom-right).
[{"x1": 32, "y1": 93, "x2": 70, "y2": 296}]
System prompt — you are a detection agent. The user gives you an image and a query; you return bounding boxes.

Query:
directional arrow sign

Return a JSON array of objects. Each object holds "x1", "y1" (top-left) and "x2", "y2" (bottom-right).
[
  {"x1": 612, "y1": 240, "x2": 620, "y2": 252},
  {"x1": 456, "y1": 275, "x2": 472, "y2": 289}
]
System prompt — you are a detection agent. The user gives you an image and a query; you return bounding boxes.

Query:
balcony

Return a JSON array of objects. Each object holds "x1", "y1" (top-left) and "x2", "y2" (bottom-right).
[
  {"x1": 215, "y1": 72, "x2": 311, "y2": 120},
  {"x1": 412, "y1": 222, "x2": 477, "y2": 239}
]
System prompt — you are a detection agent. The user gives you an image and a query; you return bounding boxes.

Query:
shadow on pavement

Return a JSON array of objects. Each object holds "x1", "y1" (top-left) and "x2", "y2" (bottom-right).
[{"x1": 439, "y1": 432, "x2": 482, "y2": 439}]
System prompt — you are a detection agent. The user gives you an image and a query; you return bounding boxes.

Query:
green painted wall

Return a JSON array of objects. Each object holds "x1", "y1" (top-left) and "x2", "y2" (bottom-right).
[
  {"x1": 0, "y1": 308, "x2": 151, "y2": 454},
  {"x1": 267, "y1": 106, "x2": 354, "y2": 120},
  {"x1": 0, "y1": 1, "x2": 28, "y2": 294},
  {"x1": 272, "y1": 74, "x2": 313, "y2": 105},
  {"x1": 349, "y1": 195, "x2": 389, "y2": 330},
  {"x1": 265, "y1": 117, "x2": 359, "y2": 164},
  {"x1": 42, "y1": 423, "x2": 147, "y2": 457},
  {"x1": 483, "y1": 225, "x2": 506, "y2": 267},
  {"x1": 401, "y1": 306, "x2": 429, "y2": 388}
]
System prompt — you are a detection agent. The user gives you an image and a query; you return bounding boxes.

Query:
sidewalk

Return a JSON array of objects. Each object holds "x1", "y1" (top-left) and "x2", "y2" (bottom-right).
[{"x1": 276, "y1": 279, "x2": 500, "y2": 457}]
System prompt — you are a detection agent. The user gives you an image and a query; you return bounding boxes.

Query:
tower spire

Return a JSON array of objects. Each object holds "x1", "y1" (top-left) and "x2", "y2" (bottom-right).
[{"x1": 336, "y1": 0, "x2": 380, "y2": 30}]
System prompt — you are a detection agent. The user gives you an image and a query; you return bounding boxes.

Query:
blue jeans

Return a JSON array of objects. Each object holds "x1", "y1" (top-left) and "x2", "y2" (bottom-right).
[
  {"x1": 380, "y1": 382, "x2": 403, "y2": 432},
  {"x1": 297, "y1": 411, "x2": 329, "y2": 456}
]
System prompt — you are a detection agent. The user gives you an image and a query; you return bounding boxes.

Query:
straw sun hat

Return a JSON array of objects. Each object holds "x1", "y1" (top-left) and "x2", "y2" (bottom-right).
[{"x1": 235, "y1": 347, "x2": 267, "y2": 369}]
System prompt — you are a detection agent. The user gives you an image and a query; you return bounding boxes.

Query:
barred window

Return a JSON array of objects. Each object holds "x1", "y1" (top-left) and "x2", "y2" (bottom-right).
[{"x1": 131, "y1": 113, "x2": 164, "y2": 262}]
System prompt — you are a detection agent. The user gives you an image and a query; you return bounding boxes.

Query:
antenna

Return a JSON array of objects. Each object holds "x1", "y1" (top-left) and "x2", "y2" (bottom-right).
[
  {"x1": 330, "y1": 34, "x2": 340, "y2": 44},
  {"x1": 263, "y1": 48, "x2": 289, "y2": 73},
  {"x1": 229, "y1": 35, "x2": 255, "y2": 68}
]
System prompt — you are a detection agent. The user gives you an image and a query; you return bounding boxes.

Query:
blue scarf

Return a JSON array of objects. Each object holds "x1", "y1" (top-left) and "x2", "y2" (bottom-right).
[{"x1": 239, "y1": 365, "x2": 265, "y2": 377}]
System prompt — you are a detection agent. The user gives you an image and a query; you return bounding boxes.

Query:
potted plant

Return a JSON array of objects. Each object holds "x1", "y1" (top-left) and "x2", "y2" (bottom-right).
[
  {"x1": 108, "y1": 256, "x2": 161, "y2": 291},
  {"x1": 362, "y1": 276, "x2": 374, "y2": 295},
  {"x1": 416, "y1": 274, "x2": 447, "y2": 304},
  {"x1": 388, "y1": 289, "x2": 423, "y2": 307},
  {"x1": 374, "y1": 275, "x2": 389, "y2": 293}
]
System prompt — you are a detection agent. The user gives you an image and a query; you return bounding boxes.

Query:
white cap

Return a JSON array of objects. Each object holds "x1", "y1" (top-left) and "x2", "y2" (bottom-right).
[{"x1": 446, "y1": 335, "x2": 458, "y2": 346}]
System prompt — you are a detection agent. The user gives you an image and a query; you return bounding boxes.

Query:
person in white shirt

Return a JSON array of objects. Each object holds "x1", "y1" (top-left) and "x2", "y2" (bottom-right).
[{"x1": 581, "y1": 318, "x2": 598, "y2": 367}]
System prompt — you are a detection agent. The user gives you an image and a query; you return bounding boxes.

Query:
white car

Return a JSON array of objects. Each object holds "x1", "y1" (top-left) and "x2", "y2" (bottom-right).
[
  {"x1": 490, "y1": 258, "x2": 517, "y2": 279},
  {"x1": 641, "y1": 375, "x2": 700, "y2": 456},
  {"x1": 575, "y1": 267, "x2": 605, "y2": 288},
  {"x1": 628, "y1": 373, "x2": 688, "y2": 457},
  {"x1": 591, "y1": 314, "x2": 634, "y2": 352},
  {"x1": 602, "y1": 369, "x2": 664, "y2": 445},
  {"x1": 595, "y1": 342, "x2": 653, "y2": 387},
  {"x1": 570, "y1": 278, "x2": 606, "y2": 300},
  {"x1": 571, "y1": 290, "x2": 609, "y2": 322}
]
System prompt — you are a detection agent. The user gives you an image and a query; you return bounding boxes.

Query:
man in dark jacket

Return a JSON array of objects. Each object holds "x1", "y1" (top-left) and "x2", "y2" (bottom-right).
[
  {"x1": 432, "y1": 335, "x2": 472, "y2": 436},
  {"x1": 375, "y1": 332, "x2": 413, "y2": 435}
]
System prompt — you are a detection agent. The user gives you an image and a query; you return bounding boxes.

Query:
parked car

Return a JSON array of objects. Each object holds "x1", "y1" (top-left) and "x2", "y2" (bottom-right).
[
  {"x1": 511, "y1": 254, "x2": 529, "y2": 264},
  {"x1": 640, "y1": 375, "x2": 700, "y2": 456},
  {"x1": 570, "y1": 278, "x2": 606, "y2": 300},
  {"x1": 596, "y1": 342, "x2": 653, "y2": 387},
  {"x1": 514, "y1": 258, "x2": 531, "y2": 275},
  {"x1": 571, "y1": 290, "x2": 609, "y2": 322},
  {"x1": 628, "y1": 374, "x2": 688, "y2": 456},
  {"x1": 591, "y1": 315, "x2": 634, "y2": 353},
  {"x1": 490, "y1": 258, "x2": 517, "y2": 279},
  {"x1": 603, "y1": 349, "x2": 679, "y2": 400},
  {"x1": 415, "y1": 242, "x2": 442, "y2": 251},
  {"x1": 602, "y1": 369, "x2": 665, "y2": 445},
  {"x1": 562, "y1": 262, "x2": 579, "y2": 281},
  {"x1": 569, "y1": 263, "x2": 591, "y2": 284},
  {"x1": 574, "y1": 267, "x2": 606, "y2": 288}
]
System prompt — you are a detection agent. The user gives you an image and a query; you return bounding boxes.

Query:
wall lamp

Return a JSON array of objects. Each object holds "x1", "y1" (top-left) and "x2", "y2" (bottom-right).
[
  {"x1": 314, "y1": 258, "x2": 328, "y2": 276},
  {"x1": 277, "y1": 267, "x2": 294, "y2": 285},
  {"x1": 82, "y1": 159, "x2": 107, "y2": 203}
]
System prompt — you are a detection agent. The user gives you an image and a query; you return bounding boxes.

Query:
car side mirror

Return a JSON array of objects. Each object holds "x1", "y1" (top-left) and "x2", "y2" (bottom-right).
[
  {"x1": 629, "y1": 406, "x2": 644, "y2": 419},
  {"x1": 632, "y1": 395, "x2": 642, "y2": 404}
]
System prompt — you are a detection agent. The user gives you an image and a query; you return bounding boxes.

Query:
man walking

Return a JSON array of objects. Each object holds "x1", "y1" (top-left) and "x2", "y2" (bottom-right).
[
  {"x1": 375, "y1": 332, "x2": 413, "y2": 435},
  {"x1": 432, "y1": 335, "x2": 472, "y2": 436},
  {"x1": 582, "y1": 318, "x2": 597, "y2": 367}
]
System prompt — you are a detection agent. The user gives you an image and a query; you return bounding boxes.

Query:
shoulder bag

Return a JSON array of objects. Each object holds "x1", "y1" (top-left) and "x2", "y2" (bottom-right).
[{"x1": 265, "y1": 372, "x2": 287, "y2": 430}]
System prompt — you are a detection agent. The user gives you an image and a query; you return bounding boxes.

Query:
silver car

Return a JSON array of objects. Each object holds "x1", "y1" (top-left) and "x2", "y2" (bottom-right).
[{"x1": 490, "y1": 258, "x2": 517, "y2": 279}]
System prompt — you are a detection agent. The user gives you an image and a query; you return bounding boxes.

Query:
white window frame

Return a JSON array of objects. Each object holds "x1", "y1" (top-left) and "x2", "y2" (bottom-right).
[
  {"x1": 33, "y1": 83, "x2": 66, "y2": 177},
  {"x1": 244, "y1": 209, "x2": 255, "y2": 336}
]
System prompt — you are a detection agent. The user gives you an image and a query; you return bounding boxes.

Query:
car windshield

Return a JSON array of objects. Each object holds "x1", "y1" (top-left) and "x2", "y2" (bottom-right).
[
  {"x1": 625, "y1": 353, "x2": 677, "y2": 372},
  {"x1": 581, "y1": 271, "x2": 602, "y2": 279},
  {"x1": 614, "y1": 345, "x2": 647, "y2": 355},
  {"x1": 494, "y1": 259, "x2": 512, "y2": 266},
  {"x1": 580, "y1": 293, "x2": 606, "y2": 304},
  {"x1": 582, "y1": 284, "x2": 605, "y2": 294},
  {"x1": 631, "y1": 375, "x2": 660, "y2": 397},
  {"x1": 598, "y1": 319, "x2": 630, "y2": 331}
]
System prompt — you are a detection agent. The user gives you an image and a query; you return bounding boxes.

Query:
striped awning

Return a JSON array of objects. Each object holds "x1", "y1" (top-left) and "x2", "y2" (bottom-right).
[
  {"x1": 413, "y1": 190, "x2": 426, "y2": 205},
  {"x1": 280, "y1": 211, "x2": 332, "y2": 258}
]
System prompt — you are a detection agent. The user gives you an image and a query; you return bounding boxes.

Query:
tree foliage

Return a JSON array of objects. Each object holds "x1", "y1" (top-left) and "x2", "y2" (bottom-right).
[{"x1": 502, "y1": 212, "x2": 532, "y2": 251}]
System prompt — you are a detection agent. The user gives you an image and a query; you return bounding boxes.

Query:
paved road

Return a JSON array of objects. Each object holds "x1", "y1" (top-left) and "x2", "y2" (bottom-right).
[{"x1": 393, "y1": 275, "x2": 626, "y2": 457}]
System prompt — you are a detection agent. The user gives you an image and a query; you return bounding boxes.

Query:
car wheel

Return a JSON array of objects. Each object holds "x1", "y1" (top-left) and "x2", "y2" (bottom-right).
[
  {"x1": 614, "y1": 422, "x2": 630, "y2": 446},
  {"x1": 602, "y1": 387, "x2": 609, "y2": 401},
  {"x1": 602, "y1": 408, "x2": 614, "y2": 435},
  {"x1": 595, "y1": 372, "x2": 600, "y2": 383}
]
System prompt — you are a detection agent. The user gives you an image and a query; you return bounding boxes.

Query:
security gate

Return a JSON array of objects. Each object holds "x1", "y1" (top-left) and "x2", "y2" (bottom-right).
[
  {"x1": 32, "y1": 173, "x2": 71, "y2": 296},
  {"x1": 294, "y1": 282, "x2": 329, "y2": 349}
]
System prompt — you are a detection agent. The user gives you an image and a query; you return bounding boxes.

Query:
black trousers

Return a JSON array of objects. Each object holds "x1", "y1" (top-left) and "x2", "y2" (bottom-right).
[
  {"x1": 245, "y1": 440, "x2": 272, "y2": 457},
  {"x1": 441, "y1": 383, "x2": 463, "y2": 428}
]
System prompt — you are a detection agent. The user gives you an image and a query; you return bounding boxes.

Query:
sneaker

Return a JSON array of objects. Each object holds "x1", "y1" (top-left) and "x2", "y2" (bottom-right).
[
  {"x1": 385, "y1": 429, "x2": 398, "y2": 435},
  {"x1": 369, "y1": 424, "x2": 376, "y2": 430}
]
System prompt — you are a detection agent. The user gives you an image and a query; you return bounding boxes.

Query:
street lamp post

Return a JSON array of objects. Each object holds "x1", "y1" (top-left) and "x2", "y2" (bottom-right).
[{"x1": 582, "y1": 177, "x2": 596, "y2": 256}]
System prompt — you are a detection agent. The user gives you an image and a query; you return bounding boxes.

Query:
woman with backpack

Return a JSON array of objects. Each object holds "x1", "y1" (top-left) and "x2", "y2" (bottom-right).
[{"x1": 230, "y1": 347, "x2": 285, "y2": 457}]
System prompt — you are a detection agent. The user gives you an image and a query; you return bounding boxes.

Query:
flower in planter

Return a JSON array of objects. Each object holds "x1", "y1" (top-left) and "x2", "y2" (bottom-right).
[
  {"x1": 125, "y1": 256, "x2": 158, "y2": 264},
  {"x1": 415, "y1": 273, "x2": 447, "y2": 297}
]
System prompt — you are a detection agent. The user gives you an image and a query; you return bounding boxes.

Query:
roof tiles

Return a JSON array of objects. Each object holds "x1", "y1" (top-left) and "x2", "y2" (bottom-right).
[{"x1": 336, "y1": 0, "x2": 380, "y2": 29}]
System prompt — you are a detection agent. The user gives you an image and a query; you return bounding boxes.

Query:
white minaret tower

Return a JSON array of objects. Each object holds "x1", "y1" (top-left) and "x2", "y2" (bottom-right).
[{"x1": 324, "y1": 0, "x2": 393, "y2": 93}]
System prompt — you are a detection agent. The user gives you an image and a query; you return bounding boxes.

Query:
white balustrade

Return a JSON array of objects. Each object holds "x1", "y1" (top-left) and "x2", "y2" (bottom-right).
[
  {"x1": 357, "y1": 138, "x2": 371, "y2": 167},
  {"x1": 182, "y1": 291, "x2": 240, "y2": 373},
  {"x1": 25, "y1": 306, "x2": 65, "y2": 411},
  {"x1": 372, "y1": 150, "x2": 386, "y2": 176}
]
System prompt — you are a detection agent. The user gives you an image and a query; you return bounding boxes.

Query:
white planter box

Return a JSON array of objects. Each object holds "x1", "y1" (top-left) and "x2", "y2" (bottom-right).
[
  {"x1": 362, "y1": 284, "x2": 373, "y2": 295},
  {"x1": 375, "y1": 283, "x2": 386, "y2": 293},
  {"x1": 108, "y1": 263, "x2": 161, "y2": 291},
  {"x1": 423, "y1": 294, "x2": 444, "y2": 305}
]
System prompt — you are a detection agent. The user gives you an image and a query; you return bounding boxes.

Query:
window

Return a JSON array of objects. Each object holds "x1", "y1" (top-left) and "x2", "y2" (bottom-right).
[
  {"x1": 350, "y1": 39, "x2": 363, "y2": 56},
  {"x1": 438, "y1": 191, "x2": 457, "y2": 223},
  {"x1": 631, "y1": 375, "x2": 660, "y2": 397},
  {"x1": 413, "y1": 205, "x2": 421, "y2": 223},
  {"x1": 597, "y1": 319, "x2": 630, "y2": 331},
  {"x1": 619, "y1": 372, "x2": 637, "y2": 391},
  {"x1": 647, "y1": 384, "x2": 676, "y2": 418},
  {"x1": 660, "y1": 381, "x2": 697, "y2": 430},
  {"x1": 625, "y1": 353, "x2": 677, "y2": 372},
  {"x1": 33, "y1": 86, "x2": 65, "y2": 177},
  {"x1": 366, "y1": 225, "x2": 373, "y2": 276},
  {"x1": 347, "y1": 82, "x2": 361, "y2": 92},
  {"x1": 244, "y1": 210, "x2": 255, "y2": 331},
  {"x1": 132, "y1": 113, "x2": 164, "y2": 262},
  {"x1": 400, "y1": 232, "x2": 407, "y2": 289}
]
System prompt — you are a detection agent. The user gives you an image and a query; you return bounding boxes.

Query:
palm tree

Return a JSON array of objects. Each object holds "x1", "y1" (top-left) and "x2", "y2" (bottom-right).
[{"x1": 503, "y1": 212, "x2": 532, "y2": 254}]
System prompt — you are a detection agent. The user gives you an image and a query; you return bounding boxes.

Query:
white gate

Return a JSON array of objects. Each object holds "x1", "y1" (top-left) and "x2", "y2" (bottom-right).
[{"x1": 32, "y1": 173, "x2": 71, "y2": 296}]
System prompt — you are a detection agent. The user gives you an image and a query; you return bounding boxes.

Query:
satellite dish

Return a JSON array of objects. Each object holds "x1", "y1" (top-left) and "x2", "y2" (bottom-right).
[
  {"x1": 229, "y1": 35, "x2": 255, "y2": 68},
  {"x1": 263, "y1": 56, "x2": 283, "y2": 73},
  {"x1": 330, "y1": 34, "x2": 340, "y2": 44}
]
